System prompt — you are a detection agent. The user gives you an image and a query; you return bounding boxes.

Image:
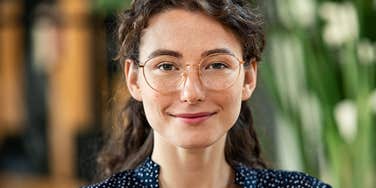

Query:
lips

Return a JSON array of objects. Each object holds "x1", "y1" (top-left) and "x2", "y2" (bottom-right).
[{"x1": 171, "y1": 112, "x2": 217, "y2": 124}]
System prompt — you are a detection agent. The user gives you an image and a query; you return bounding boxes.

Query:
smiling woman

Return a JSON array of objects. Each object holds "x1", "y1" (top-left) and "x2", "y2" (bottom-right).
[{"x1": 83, "y1": 0, "x2": 331, "y2": 188}]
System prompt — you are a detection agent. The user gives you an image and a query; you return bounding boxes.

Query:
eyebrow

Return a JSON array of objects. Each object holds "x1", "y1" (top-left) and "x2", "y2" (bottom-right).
[
  {"x1": 200, "y1": 48, "x2": 235, "y2": 58},
  {"x1": 147, "y1": 49, "x2": 183, "y2": 59},
  {"x1": 147, "y1": 48, "x2": 236, "y2": 60}
]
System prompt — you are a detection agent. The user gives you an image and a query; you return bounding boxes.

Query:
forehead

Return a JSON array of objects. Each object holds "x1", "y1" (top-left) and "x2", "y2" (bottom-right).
[{"x1": 139, "y1": 9, "x2": 242, "y2": 61}]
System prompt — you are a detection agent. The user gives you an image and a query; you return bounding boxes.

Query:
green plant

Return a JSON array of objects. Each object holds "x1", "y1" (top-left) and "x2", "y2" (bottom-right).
[{"x1": 261, "y1": 0, "x2": 376, "y2": 187}]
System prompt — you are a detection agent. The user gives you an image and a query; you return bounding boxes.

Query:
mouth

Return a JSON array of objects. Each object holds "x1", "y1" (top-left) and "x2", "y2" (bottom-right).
[{"x1": 170, "y1": 112, "x2": 217, "y2": 124}]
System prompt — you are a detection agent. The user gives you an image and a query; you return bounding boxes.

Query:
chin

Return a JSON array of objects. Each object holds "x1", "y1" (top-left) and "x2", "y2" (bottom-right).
[
  {"x1": 173, "y1": 133, "x2": 223, "y2": 149},
  {"x1": 177, "y1": 141, "x2": 214, "y2": 149}
]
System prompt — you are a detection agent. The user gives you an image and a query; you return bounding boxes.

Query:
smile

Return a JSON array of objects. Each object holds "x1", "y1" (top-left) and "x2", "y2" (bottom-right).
[{"x1": 170, "y1": 112, "x2": 217, "y2": 124}]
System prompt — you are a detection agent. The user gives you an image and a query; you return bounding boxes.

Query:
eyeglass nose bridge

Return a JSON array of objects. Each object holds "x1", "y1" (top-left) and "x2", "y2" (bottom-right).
[
  {"x1": 182, "y1": 63, "x2": 202, "y2": 76},
  {"x1": 180, "y1": 63, "x2": 203, "y2": 86}
]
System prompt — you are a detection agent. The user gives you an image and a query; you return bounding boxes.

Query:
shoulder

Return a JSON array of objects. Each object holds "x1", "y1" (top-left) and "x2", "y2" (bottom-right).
[
  {"x1": 235, "y1": 165, "x2": 332, "y2": 188},
  {"x1": 255, "y1": 169, "x2": 332, "y2": 188},
  {"x1": 81, "y1": 169, "x2": 140, "y2": 188},
  {"x1": 82, "y1": 157, "x2": 160, "y2": 188}
]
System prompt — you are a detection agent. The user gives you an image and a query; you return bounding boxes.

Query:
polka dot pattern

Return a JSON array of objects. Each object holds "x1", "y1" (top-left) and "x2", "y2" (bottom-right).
[
  {"x1": 83, "y1": 157, "x2": 331, "y2": 188},
  {"x1": 233, "y1": 164, "x2": 332, "y2": 188}
]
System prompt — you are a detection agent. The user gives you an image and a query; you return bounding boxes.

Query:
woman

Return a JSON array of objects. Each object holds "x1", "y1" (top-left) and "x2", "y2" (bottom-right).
[{"x1": 85, "y1": 0, "x2": 331, "y2": 187}]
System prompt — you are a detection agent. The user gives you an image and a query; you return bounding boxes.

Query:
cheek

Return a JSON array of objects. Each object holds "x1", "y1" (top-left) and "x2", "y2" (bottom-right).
[
  {"x1": 137, "y1": 76, "x2": 160, "y2": 122},
  {"x1": 139, "y1": 85, "x2": 171, "y2": 130},
  {"x1": 216, "y1": 82, "x2": 243, "y2": 127},
  {"x1": 228, "y1": 77, "x2": 244, "y2": 106},
  {"x1": 142, "y1": 94, "x2": 165, "y2": 122},
  {"x1": 226, "y1": 94, "x2": 242, "y2": 125}
]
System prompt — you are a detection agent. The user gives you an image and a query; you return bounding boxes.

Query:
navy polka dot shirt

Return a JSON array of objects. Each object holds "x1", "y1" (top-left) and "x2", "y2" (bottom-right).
[{"x1": 83, "y1": 157, "x2": 331, "y2": 188}]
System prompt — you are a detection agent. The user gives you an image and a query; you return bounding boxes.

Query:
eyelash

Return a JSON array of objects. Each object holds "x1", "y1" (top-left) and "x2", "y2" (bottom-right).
[
  {"x1": 205, "y1": 62, "x2": 229, "y2": 70},
  {"x1": 156, "y1": 62, "x2": 179, "y2": 71}
]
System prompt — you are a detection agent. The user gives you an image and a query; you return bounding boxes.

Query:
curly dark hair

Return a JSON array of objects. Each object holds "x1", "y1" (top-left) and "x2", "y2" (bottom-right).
[{"x1": 96, "y1": 0, "x2": 266, "y2": 179}]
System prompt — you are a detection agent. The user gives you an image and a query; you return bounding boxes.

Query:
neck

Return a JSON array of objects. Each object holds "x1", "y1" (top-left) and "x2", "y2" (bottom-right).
[{"x1": 151, "y1": 132, "x2": 237, "y2": 188}]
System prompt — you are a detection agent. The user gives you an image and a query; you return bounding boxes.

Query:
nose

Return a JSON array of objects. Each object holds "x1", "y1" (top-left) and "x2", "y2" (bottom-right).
[{"x1": 180, "y1": 66, "x2": 206, "y2": 104}]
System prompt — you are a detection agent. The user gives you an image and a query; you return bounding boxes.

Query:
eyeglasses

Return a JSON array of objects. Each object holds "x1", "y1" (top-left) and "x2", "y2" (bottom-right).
[{"x1": 138, "y1": 53, "x2": 249, "y2": 94}]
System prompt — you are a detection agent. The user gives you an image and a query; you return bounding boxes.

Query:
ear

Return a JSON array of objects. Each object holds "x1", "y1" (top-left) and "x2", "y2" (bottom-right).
[
  {"x1": 242, "y1": 59, "x2": 257, "y2": 101},
  {"x1": 124, "y1": 59, "x2": 142, "y2": 101}
]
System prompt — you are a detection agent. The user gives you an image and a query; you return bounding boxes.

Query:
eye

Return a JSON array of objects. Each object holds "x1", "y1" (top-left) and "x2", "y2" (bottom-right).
[
  {"x1": 157, "y1": 62, "x2": 179, "y2": 71},
  {"x1": 206, "y1": 62, "x2": 229, "y2": 70}
]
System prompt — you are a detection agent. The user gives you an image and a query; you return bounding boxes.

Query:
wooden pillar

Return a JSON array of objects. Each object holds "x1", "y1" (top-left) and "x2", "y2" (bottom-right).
[
  {"x1": 0, "y1": 0, "x2": 25, "y2": 139},
  {"x1": 48, "y1": 0, "x2": 92, "y2": 182}
]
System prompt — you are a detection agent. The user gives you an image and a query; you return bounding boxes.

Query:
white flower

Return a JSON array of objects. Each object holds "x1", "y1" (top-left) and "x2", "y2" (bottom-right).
[
  {"x1": 290, "y1": 0, "x2": 316, "y2": 27},
  {"x1": 319, "y1": 2, "x2": 359, "y2": 47},
  {"x1": 370, "y1": 89, "x2": 376, "y2": 114},
  {"x1": 334, "y1": 100, "x2": 358, "y2": 143},
  {"x1": 357, "y1": 40, "x2": 375, "y2": 65},
  {"x1": 276, "y1": 0, "x2": 316, "y2": 28}
]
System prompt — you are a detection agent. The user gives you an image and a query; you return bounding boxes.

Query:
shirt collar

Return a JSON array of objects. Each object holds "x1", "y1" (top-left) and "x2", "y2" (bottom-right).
[
  {"x1": 233, "y1": 163, "x2": 259, "y2": 187},
  {"x1": 135, "y1": 157, "x2": 257, "y2": 187},
  {"x1": 134, "y1": 157, "x2": 161, "y2": 187}
]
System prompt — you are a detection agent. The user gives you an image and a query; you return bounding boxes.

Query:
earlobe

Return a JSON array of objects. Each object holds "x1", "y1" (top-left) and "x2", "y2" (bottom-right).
[
  {"x1": 124, "y1": 59, "x2": 143, "y2": 101},
  {"x1": 242, "y1": 59, "x2": 257, "y2": 101}
]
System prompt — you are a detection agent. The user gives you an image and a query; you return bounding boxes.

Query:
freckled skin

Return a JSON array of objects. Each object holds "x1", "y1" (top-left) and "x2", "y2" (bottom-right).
[{"x1": 128, "y1": 9, "x2": 256, "y2": 149}]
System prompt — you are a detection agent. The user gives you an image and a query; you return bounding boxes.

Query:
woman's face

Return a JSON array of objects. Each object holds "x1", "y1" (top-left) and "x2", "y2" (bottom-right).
[{"x1": 125, "y1": 9, "x2": 257, "y2": 149}]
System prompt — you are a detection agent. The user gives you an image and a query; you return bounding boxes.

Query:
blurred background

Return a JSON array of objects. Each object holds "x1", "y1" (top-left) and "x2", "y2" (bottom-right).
[{"x1": 0, "y1": 0, "x2": 375, "y2": 187}]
